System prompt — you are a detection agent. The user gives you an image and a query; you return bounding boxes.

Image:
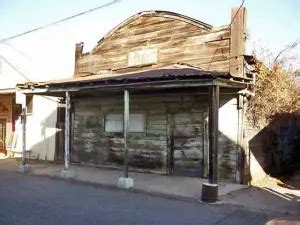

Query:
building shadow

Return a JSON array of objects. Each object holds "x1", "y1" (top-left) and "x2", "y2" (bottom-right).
[{"x1": 249, "y1": 112, "x2": 300, "y2": 182}]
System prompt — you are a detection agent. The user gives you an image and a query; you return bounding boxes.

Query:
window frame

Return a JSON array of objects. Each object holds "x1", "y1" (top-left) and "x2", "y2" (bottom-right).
[{"x1": 104, "y1": 112, "x2": 146, "y2": 133}]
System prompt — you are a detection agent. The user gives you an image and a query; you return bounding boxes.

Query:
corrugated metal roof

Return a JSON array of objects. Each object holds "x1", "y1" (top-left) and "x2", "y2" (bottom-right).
[{"x1": 18, "y1": 64, "x2": 230, "y2": 89}]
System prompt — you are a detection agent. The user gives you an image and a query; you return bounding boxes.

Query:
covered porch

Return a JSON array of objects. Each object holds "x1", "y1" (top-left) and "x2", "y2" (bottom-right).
[
  {"x1": 0, "y1": 157, "x2": 246, "y2": 200},
  {"x1": 17, "y1": 66, "x2": 249, "y2": 201}
]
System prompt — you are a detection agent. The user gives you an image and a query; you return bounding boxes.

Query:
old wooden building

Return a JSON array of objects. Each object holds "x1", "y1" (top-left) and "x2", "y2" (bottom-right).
[{"x1": 18, "y1": 8, "x2": 255, "y2": 183}]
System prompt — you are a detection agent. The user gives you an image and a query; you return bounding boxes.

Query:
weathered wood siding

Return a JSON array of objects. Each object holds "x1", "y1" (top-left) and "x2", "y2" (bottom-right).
[
  {"x1": 75, "y1": 12, "x2": 231, "y2": 76},
  {"x1": 172, "y1": 112, "x2": 205, "y2": 177},
  {"x1": 72, "y1": 91, "x2": 240, "y2": 181}
]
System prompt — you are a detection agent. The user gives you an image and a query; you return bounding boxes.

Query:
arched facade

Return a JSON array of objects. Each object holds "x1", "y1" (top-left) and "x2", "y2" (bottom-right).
[{"x1": 74, "y1": 11, "x2": 236, "y2": 78}]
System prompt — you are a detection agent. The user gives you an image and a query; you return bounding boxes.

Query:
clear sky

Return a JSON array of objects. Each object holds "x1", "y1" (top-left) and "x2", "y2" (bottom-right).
[{"x1": 0, "y1": 0, "x2": 299, "y2": 72}]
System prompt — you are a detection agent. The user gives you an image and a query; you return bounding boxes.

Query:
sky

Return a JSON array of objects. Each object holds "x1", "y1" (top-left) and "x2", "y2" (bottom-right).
[{"x1": 0, "y1": 0, "x2": 299, "y2": 81}]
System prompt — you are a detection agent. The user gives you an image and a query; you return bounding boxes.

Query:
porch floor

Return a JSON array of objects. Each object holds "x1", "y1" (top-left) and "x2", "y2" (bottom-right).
[{"x1": 0, "y1": 158, "x2": 247, "y2": 200}]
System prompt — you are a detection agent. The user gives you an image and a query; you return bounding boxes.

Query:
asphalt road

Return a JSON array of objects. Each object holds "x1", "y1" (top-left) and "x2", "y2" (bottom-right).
[{"x1": 0, "y1": 170, "x2": 281, "y2": 225}]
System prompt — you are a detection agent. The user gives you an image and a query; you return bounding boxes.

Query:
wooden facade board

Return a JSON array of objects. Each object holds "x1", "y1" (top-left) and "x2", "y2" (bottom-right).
[{"x1": 75, "y1": 12, "x2": 235, "y2": 77}]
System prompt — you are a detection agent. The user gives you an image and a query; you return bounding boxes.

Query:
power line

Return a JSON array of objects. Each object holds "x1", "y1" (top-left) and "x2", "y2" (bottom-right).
[
  {"x1": 206, "y1": 0, "x2": 245, "y2": 70},
  {"x1": 0, "y1": 0, "x2": 120, "y2": 43}
]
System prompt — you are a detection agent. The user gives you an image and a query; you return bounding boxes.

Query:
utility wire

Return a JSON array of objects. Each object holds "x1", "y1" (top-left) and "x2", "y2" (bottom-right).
[
  {"x1": 207, "y1": 0, "x2": 245, "y2": 70},
  {"x1": 228, "y1": 0, "x2": 245, "y2": 29},
  {"x1": 0, "y1": 0, "x2": 120, "y2": 43}
]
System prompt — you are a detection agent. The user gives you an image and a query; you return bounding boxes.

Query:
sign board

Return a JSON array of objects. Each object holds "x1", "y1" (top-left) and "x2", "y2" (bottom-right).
[
  {"x1": 15, "y1": 90, "x2": 26, "y2": 106},
  {"x1": 128, "y1": 48, "x2": 158, "y2": 67}
]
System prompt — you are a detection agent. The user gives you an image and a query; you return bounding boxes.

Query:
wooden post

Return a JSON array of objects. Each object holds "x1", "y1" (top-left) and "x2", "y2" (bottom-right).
[
  {"x1": 208, "y1": 85, "x2": 219, "y2": 184},
  {"x1": 230, "y1": 7, "x2": 247, "y2": 78},
  {"x1": 74, "y1": 42, "x2": 84, "y2": 76},
  {"x1": 166, "y1": 113, "x2": 173, "y2": 175},
  {"x1": 21, "y1": 107, "x2": 26, "y2": 165},
  {"x1": 117, "y1": 89, "x2": 133, "y2": 188},
  {"x1": 123, "y1": 89, "x2": 129, "y2": 178},
  {"x1": 64, "y1": 91, "x2": 71, "y2": 171}
]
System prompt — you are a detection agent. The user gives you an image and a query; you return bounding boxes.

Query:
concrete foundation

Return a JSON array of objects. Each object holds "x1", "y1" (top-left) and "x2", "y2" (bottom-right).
[
  {"x1": 60, "y1": 169, "x2": 74, "y2": 179},
  {"x1": 117, "y1": 177, "x2": 134, "y2": 189},
  {"x1": 18, "y1": 164, "x2": 31, "y2": 173}
]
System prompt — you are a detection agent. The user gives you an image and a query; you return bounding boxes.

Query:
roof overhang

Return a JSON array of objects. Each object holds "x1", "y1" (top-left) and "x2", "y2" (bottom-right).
[
  {"x1": 0, "y1": 88, "x2": 16, "y2": 95},
  {"x1": 18, "y1": 78, "x2": 248, "y2": 96},
  {"x1": 17, "y1": 66, "x2": 250, "y2": 96}
]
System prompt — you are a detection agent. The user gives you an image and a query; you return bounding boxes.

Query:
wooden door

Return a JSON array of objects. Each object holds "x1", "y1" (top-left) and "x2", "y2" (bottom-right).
[
  {"x1": 171, "y1": 113, "x2": 204, "y2": 177},
  {"x1": 0, "y1": 119, "x2": 6, "y2": 154}
]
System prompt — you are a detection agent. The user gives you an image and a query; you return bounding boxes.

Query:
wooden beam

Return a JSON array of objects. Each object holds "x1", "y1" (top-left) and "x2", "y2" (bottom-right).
[
  {"x1": 21, "y1": 107, "x2": 27, "y2": 165},
  {"x1": 208, "y1": 85, "x2": 219, "y2": 184},
  {"x1": 64, "y1": 91, "x2": 71, "y2": 170},
  {"x1": 230, "y1": 7, "x2": 247, "y2": 78},
  {"x1": 18, "y1": 78, "x2": 247, "y2": 95},
  {"x1": 123, "y1": 89, "x2": 129, "y2": 178},
  {"x1": 74, "y1": 42, "x2": 84, "y2": 76}
]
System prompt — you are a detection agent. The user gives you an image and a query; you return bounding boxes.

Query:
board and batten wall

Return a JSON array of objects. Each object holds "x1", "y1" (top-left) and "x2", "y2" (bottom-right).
[{"x1": 72, "y1": 91, "x2": 241, "y2": 182}]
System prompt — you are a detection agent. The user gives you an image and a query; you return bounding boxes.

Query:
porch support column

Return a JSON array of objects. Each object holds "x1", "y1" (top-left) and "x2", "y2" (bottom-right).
[
  {"x1": 60, "y1": 91, "x2": 74, "y2": 178},
  {"x1": 18, "y1": 107, "x2": 30, "y2": 172},
  {"x1": 117, "y1": 89, "x2": 134, "y2": 189},
  {"x1": 201, "y1": 85, "x2": 219, "y2": 202}
]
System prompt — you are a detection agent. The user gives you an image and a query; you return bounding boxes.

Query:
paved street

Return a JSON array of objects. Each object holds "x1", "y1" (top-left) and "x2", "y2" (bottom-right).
[{"x1": 0, "y1": 170, "x2": 284, "y2": 225}]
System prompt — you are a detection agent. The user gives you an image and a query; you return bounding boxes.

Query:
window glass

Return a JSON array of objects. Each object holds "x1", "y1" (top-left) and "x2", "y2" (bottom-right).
[
  {"x1": 105, "y1": 114, "x2": 123, "y2": 132},
  {"x1": 129, "y1": 114, "x2": 144, "y2": 132},
  {"x1": 104, "y1": 113, "x2": 145, "y2": 132}
]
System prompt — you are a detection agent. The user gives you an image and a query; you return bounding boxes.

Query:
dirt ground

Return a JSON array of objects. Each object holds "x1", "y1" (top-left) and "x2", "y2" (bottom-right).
[{"x1": 222, "y1": 170, "x2": 300, "y2": 216}]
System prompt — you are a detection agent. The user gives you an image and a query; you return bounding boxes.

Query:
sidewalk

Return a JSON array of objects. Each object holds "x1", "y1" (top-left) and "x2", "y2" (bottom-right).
[
  {"x1": 0, "y1": 158, "x2": 245, "y2": 200},
  {"x1": 0, "y1": 158, "x2": 299, "y2": 216}
]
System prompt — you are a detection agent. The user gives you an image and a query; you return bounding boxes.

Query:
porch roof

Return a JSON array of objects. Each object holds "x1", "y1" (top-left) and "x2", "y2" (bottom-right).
[{"x1": 17, "y1": 64, "x2": 250, "y2": 95}]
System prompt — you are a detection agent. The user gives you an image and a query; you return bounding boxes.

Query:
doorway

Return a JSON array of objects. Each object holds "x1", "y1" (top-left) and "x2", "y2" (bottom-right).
[
  {"x1": 0, "y1": 119, "x2": 6, "y2": 154},
  {"x1": 170, "y1": 113, "x2": 205, "y2": 178}
]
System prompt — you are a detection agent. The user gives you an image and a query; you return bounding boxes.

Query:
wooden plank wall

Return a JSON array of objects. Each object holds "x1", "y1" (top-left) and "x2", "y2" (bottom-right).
[
  {"x1": 75, "y1": 13, "x2": 231, "y2": 76},
  {"x1": 72, "y1": 92, "x2": 240, "y2": 182}
]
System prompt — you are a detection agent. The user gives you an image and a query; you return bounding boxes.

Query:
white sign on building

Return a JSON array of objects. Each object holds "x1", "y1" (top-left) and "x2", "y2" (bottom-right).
[{"x1": 128, "y1": 48, "x2": 158, "y2": 67}]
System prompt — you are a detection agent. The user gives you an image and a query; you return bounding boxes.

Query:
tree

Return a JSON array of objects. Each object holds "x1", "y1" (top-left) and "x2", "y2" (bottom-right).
[
  {"x1": 247, "y1": 42, "x2": 299, "y2": 174},
  {"x1": 247, "y1": 42, "x2": 299, "y2": 128}
]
